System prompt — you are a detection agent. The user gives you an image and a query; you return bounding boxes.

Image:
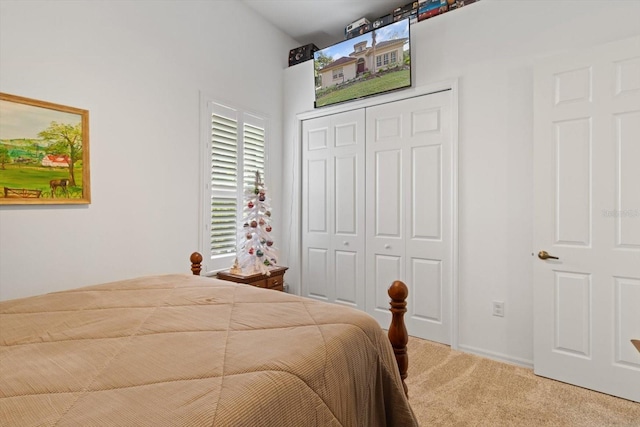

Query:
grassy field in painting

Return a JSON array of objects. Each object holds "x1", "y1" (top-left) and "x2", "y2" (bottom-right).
[{"x1": 0, "y1": 164, "x2": 84, "y2": 198}]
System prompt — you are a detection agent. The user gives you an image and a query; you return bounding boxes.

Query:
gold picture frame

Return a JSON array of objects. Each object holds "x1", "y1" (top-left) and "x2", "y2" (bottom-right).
[{"x1": 0, "y1": 93, "x2": 90, "y2": 205}]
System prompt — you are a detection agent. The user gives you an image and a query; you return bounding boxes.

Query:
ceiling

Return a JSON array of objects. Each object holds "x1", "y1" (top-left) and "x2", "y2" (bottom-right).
[{"x1": 242, "y1": 0, "x2": 411, "y2": 48}]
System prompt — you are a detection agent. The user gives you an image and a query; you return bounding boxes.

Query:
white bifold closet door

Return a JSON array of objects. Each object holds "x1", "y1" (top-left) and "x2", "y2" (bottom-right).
[
  {"x1": 365, "y1": 91, "x2": 452, "y2": 344},
  {"x1": 301, "y1": 90, "x2": 453, "y2": 344},
  {"x1": 301, "y1": 109, "x2": 366, "y2": 309}
]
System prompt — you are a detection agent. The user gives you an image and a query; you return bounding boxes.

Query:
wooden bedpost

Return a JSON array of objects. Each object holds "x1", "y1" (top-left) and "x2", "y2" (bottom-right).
[
  {"x1": 190, "y1": 252, "x2": 203, "y2": 276},
  {"x1": 388, "y1": 280, "x2": 409, "y2": 396}
]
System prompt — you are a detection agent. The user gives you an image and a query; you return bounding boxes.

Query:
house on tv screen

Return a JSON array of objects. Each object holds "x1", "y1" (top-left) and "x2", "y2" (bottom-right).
[{"x1": 317, "y1": 37, "x2": 408, "y2": 89}]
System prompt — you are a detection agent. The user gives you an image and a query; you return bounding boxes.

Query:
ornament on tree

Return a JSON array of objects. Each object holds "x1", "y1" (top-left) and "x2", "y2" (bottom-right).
[{"x1": 233, "y1": 170, "x2": 279, "y2": 276}]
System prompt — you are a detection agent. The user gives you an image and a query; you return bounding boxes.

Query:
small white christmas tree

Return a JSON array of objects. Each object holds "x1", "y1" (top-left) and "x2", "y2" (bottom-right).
[{"x1": 235, "y1": 171, "x2": 278, "y2": 275}]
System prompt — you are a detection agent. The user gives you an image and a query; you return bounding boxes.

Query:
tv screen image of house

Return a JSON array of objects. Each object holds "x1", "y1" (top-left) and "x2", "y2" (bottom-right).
[{"x1": 314, "y1": 18, "x2": 411, "y2": 108}]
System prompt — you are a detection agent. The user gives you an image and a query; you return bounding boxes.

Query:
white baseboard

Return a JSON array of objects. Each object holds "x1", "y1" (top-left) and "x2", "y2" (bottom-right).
[{"x1": 457, "y1": 344, "x2": 534, "y2": 369}]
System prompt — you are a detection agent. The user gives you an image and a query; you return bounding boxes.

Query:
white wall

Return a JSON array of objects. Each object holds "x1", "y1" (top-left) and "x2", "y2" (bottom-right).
[
  {"x1": 0, "y1": 0, "x2": 298, "y2": 300},
  {"x1": 3, "y1": 0, "x2": 639, "y2": 366},
  {"x1": 282, "y1": 0, "x2": 640, "y2": 365}
]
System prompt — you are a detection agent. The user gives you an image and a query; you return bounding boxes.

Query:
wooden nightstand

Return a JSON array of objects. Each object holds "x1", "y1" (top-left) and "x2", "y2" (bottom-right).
[{"x1": 216, "y1": 266, "x2": 288, "y2": 291}]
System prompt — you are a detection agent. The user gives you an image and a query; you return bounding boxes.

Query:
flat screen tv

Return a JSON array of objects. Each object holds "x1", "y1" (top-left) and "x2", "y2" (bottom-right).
[{"x1": 314, "y1": 18, "x2": 411, "y2": 108}]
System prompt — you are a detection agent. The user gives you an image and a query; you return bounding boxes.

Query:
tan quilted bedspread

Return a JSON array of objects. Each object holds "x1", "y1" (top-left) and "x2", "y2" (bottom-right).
[{"x1": 0, "y1": 274, "x2": 417, "y2": 426}]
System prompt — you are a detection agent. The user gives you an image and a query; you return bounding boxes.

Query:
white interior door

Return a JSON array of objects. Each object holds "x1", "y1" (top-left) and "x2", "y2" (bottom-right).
[
  {"x1": 301, "y1": 110, "x2": 366, "y2": 309},
  {"x1": 533, "y1": 35, "x2": 640, "y2": 402},
  {"x1": 366, "y1": 91, "x2": 453, "y2": 344}
]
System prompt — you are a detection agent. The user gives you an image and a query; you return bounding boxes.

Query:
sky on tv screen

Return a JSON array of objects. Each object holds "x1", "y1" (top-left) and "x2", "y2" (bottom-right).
[{"x1": 315, "y1": 19, "x2": 409, "y2": 60}]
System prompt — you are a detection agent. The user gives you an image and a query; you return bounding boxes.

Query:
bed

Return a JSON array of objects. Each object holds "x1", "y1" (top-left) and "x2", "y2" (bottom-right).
[{"x1": 0, "y1": 253, "x2": 417, "y2": 426}]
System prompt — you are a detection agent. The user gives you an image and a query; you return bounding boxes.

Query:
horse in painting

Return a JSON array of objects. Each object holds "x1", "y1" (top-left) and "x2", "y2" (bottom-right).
[{"x1": 50, "y1": 179, "x2": 70, "y2": 197}]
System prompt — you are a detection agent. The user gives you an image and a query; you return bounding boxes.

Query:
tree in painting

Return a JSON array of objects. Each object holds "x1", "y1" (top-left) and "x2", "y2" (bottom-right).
[
  {"x1": 0, "y1": 145, "x2": 9, "y2": 170},
  {"x1": 38, "y1": 121, "x2": 82, "y2": 186}
]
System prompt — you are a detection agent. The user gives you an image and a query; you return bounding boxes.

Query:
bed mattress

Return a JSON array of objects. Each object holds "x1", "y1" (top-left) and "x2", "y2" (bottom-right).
[{"x1": 0, "y1": 274, "x2": 417, "y2": 426}]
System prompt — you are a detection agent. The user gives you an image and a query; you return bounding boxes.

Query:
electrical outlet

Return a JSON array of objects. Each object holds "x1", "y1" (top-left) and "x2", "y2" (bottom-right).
[{"x1": 492, "y1": 301, "x2": 505, "y2": 317}]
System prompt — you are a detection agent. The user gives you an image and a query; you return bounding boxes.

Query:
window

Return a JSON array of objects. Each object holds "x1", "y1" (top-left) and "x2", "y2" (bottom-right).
[
  {"x1": 376, "y1": 53, "x2": 391, "y2": 67},
  {"x1": 332, "y1": 68, "x2": 344, "y2": 79},
  {"x1": 391, "y1": 51, "x2": 397, "y2": 63},
  {"x1": 201, "y1": 100, "x2": 267, "y2": 272}
]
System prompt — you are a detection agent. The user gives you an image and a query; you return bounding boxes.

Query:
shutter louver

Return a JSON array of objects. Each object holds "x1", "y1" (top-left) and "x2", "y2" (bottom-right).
[
  {"x1": 211, "y1": 113, "x2": 238, "y2": 256},
  {"x1": 243, "y1": 123, "x2": 265, "y2": 189}
]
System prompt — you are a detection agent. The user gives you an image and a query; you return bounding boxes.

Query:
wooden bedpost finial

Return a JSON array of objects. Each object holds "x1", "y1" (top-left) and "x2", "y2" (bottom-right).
[
  {"x1": 389, "y1": 280, "x2": 409, "y2": 303},
  {"x1": 190, "y1": 252, "x2": 203, "y2": 276},
  {"x1": 388, "y1": 280, "x2": 409, "y2": 396}
]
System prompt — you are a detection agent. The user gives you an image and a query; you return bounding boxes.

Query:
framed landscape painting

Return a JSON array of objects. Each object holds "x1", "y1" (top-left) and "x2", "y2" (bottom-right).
[{"x1": 0, "y1": 93, "x2": 90, "y2": 205}]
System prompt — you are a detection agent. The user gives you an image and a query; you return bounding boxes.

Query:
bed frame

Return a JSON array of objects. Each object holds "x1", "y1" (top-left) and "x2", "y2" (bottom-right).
[{"x1": 189, "y1": 252, "x2": 410, "y2": 395}]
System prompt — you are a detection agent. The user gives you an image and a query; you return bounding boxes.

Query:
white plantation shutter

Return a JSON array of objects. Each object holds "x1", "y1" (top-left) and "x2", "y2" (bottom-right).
[
  {"x1": 204, "y1": 101, "x2": 267, "y2": 271},
  {"x1": 210, "y1": 112, "x2": 238, "y2": 256},
  {"x1": 243, "y1": 115, "x2": 265, "y2": 193}
]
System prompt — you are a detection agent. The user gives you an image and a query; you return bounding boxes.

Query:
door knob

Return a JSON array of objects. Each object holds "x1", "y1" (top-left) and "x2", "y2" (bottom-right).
[{"x1": 538, "y1": 250, "x2": 559, "y2": 260}]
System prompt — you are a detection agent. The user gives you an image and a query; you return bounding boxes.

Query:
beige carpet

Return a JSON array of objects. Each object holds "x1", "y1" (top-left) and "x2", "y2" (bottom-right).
[{"x1": 405, "y1": 338, "x2": 640, "y2": 426}]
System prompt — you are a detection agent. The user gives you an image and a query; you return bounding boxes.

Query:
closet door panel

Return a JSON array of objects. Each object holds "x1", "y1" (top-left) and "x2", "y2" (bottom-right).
[
  {"x1": 366, "y1": 91, "x2": 453, "y2": 344},
  {"x1": 411, "y1": 258, "x2": 442, "y2": 322},
  {"x1": 334, "y1": 120, "x2": 359, "y2": 147},
  {"x1": 335, "y1": 250, "x2": 358, "y2": 306},
  {"x1": 366, "y1": 108, "x2": 405, "y2": 321},
  {"x1": 374, "y1": 149, "x2": 403, "y2": 238},
  {"x1": 302, "y1": 110, "x2": 365, "y2": 309},
  {"x1": 411, "y1": 145, "x2": 441, "y2": 241},
  {"x1": 331, "y1": 110, "x2": 365, "y2": 309},
  {"x1": 306, "y1": 159, "x2": 328, "y2": 233},
  {"x1": 333, "y1": 152, "x2": 361, "y2": 308},
  {"x1": 334, "y1": 155, "x2": 357, "y2": 235},
  {"x1": 302, "y1": 116, "x2": 333, "y2": 301},
  {"x1": 407, "y1": 92, "x2": 452, "y2": 344},
  {"x1": 307, "y1": 127, "x2": 329, "y2": 150},
  {"x1": 307, "y1": 247, "x2": 329, "y2": 300}
]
